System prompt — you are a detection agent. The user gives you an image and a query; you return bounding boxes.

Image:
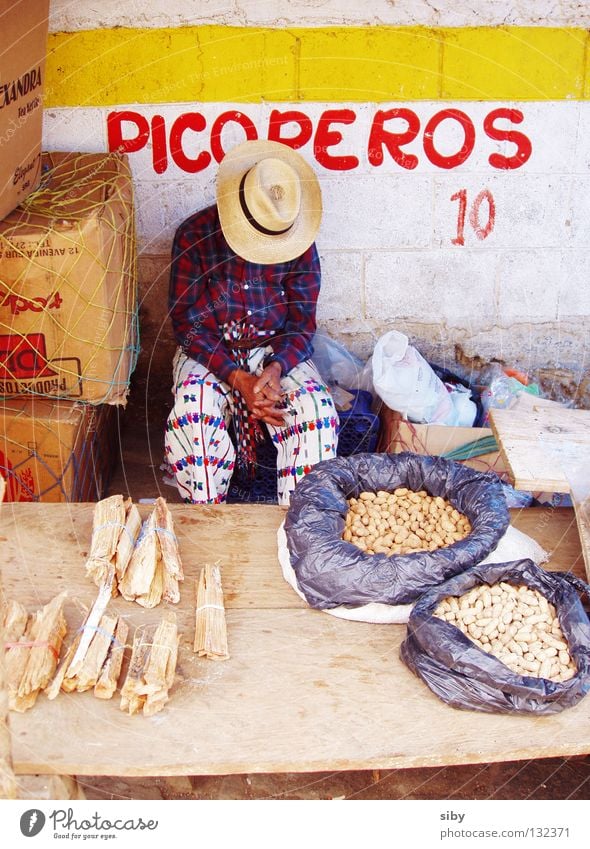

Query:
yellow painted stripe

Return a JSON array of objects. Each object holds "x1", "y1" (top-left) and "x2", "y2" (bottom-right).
[{"x1": 45, "y1": 26, "x2": 590, "y2": 106}]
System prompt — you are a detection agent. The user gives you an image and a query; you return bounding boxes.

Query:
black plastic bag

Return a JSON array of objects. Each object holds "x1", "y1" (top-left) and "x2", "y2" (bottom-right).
[
  {"x1": 284, "y1": 452, "x2": 509, "y2": 609},
  {"x1": 400, "y1": 558, "x2": 590, "y2": 714}
]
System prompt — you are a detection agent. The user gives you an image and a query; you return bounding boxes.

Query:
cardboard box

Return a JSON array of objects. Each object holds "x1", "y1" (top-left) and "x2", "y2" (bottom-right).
[
  {"x1": 0, "y1": 0, "x2": 50, "y2": 220},
  {"x1": 0, "y1": 398, "x2": 118, "y2": 502},
  {"x1": 0, "y1": 152, "x2": 138, "y2": 404},
  {"x1": 378, "y1": 405, "x2": 510, "y2": 480}
]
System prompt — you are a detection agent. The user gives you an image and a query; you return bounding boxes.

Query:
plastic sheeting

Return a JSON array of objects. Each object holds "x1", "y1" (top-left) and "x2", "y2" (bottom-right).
[
  {"x1": 400, "y1": 559, "x2": 590, "y2": 714},
  {"x1": 284, "y1": 452, "x2": 509, "y2": 609}
]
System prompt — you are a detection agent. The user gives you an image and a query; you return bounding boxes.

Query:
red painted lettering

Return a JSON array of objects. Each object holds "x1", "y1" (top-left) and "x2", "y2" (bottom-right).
[
  {"x1": 170, "y1": 113, "x2": 211, "y2": 173},
  {"x1": 450, "y1": 188, "x2": 496, "y2": 245},
  {"x1": 470, "y1": 188, "x2": 496, "y2": 240},
  {"x1": 368, "y1": 108, "x2": 420, "y2": 170},
  {"x1": 314, "y1": 109, "x2": 359, "y2": 170},
  {"x1": 211, "y1": 111, "x2": 258, "y2": 163},
  {"x1": 450, "y1": 189, "x2": 467, "y2": 246},
  {"x1": 107, "y1": 110, "x2": 150, "y2": 155},
  {"x1": 423, "y1": 109, "x2": 475, "y2": 169},
  {"x1": 105, "y1": 106, "x2": 532, "y2": 174},
  {"x1": 268, "y1": 109, "x2": 313, "y2": 149},
  {"x1": 484, "y1": 108, "x2": 532, "y2": 170},
  {"x1": 151, "y1": 115, "x2": 168, "y2": 174}
]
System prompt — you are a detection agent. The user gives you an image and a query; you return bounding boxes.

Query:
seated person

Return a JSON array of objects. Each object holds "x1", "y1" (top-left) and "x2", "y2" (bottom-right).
[{"x1": 165, "y1": 139, "x2": 338, "y2": 505}]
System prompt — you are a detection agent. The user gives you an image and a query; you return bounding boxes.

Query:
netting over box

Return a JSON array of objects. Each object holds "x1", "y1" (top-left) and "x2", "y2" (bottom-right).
[
  {"x1": 0, "y1": 398, "x2": 118, "y2": 502},
  {"x1": 0, "y1": 152, "x2": 138, "y2": 405}
]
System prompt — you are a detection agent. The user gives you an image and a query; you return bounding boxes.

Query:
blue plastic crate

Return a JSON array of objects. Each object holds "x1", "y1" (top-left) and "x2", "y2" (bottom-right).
[
  {"x1": 227, "y1": 431, "x2": 279, "y2": 505},
  {"x1": 228, "y1": 389, "x2": 380, "y2": 504},
  {"x1": 337, "y1": 390, "x2": 380, "y2": 456}
]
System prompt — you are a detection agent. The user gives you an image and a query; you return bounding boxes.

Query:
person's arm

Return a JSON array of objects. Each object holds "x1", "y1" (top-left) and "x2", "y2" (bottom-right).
[
  {"x1": 168, "y1": 214, "x2": 238, "y2": 384},
  {"x1": 264, "y1": 243, "x2": 321, "y2": 376}
]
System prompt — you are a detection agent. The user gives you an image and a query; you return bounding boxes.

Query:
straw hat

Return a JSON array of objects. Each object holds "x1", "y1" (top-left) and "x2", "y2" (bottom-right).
[{"x1": 216, "y1": 139, "x2": 322, "y2": 264}]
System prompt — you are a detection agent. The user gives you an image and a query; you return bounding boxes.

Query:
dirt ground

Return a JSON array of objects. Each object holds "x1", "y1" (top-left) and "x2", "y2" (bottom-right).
[
  {"x1": 86, "y1": 389, "x2": 590, "y2": 801},
  {"x1": 78, "y1": 758, "x2": 590, "y2": 801}
]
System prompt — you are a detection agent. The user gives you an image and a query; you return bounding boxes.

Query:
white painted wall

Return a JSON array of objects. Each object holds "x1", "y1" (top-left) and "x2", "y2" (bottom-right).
[
  {"x1": 48, "y1": 0, "x2": 590, "y2": 31},
  {"x1": 42, "y1": 2, "x2": 590, "y2": 380},
  {"x1": 43, "y1": 100, "x2": 590, "y2": 373}
]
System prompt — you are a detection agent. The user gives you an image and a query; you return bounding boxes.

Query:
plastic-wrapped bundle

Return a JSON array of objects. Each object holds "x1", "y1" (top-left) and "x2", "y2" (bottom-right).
[{"x1": 284, "y1": 452, "x2": 510, "y2": 609}]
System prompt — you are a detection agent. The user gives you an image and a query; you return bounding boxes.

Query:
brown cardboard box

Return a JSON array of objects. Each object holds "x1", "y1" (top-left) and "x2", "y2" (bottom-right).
[
  {"x1": 0, "y1": 397, "x2": 119, "y2": 502},
  {"x1": 0, "y1": 152, "x2": 138, "y2": 404},
  {"x1": 378, "y1": 405, "x2": 510, "y2": 480},
  {"x1": 0, "y1": 1, "x2": 49, "y2": 220}
]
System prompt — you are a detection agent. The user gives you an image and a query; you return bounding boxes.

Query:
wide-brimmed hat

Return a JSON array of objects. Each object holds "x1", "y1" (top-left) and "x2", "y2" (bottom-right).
[{"x1": 216, "y1": 139, "x2": 322, "y2": 264}]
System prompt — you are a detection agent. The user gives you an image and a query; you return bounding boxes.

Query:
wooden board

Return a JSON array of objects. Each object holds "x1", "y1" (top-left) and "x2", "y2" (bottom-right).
[
  {"x1": 489, "y1": 407, "x2": 590, "y2": 582},
  {"x1": 572, "y1": 496, "x2": 590, "y2": 586},
  {"x1": 0, "y1": 504, "x2": 588, "y2": 776},
  {"x1": 489, "y1": 407, "x2": 590, "y2": 493}
]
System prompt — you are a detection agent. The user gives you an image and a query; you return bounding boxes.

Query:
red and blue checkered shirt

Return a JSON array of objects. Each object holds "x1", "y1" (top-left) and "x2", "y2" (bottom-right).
[{"x1": 168, "y1": 204, "x2": 321, "y2": 383}]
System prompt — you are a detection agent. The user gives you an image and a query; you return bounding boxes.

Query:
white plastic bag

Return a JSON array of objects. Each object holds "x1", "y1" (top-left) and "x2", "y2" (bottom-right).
[
  {"x1": 371, "y1": 330, "x2": 454, "y2": 423},
  {"x1": 447, "y1": 384, "x2": 477, "y2": 427}
]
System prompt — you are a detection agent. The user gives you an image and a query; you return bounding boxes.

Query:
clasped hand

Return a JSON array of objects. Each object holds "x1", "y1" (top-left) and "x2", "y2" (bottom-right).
[{"x1": 232, "y1": 362, "x2": 285, "y2": 427}]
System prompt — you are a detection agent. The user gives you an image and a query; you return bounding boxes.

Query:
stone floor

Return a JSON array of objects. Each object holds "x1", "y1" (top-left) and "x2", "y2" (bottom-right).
[{"x1": 86, "y1": 390, "x2": 590, "y2": 801}]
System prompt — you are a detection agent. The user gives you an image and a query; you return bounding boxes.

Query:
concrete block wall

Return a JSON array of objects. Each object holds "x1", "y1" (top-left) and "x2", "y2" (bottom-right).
[{"x1": 42, "y1": 1, "x2": 590, "y2": 400}]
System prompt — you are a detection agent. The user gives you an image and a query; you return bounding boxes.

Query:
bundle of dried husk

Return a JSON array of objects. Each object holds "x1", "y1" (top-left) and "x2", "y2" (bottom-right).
[
  {"x1": 4, "y1": 593, "x2": 67, "y2": 713},
  {"x1": 46, "y1": 567, "x2": 128, "y2": 700},
  {"x1": 86, "y1": 496, "x2": 183, "y2": 608},
  {"x1": 120, "y1": 614, "x2": 179, "y2": 716},
  {"x1": 194, "y1": 565, "x2": 229, "y2": 661}
]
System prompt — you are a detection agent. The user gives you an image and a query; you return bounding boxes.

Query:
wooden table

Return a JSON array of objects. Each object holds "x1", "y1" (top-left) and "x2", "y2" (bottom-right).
[
  {"x1": 0, "y1": 503, "x2": 589, "y2": 777},
  {"x1": 489, "y1": 407, "x2": 590, "y2": 582}
]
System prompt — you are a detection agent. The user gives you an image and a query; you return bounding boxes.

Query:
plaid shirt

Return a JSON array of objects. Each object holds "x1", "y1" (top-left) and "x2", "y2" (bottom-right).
[{"x1": 168, "y1": 204, "x2": 321, "y2": 383}]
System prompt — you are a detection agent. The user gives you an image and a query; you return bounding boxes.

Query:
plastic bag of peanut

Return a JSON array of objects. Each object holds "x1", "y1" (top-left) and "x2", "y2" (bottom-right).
[
  {"x1": 400, "y1": 558, "x2": 590, "y2": 714},
  {"x1": 285, "y1": 452, "x2": 509, "y2": 609}
]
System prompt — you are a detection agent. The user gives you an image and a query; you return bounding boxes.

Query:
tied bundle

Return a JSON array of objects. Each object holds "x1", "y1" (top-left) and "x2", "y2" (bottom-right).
[
  {"x1": 46, "y1": 567, "x2": 128, "y2": 701},
  {"x1": 194, "y1": 565, "x2": 229, "y2": 661},
  {"x1": 85, "y1": 495, "x2": 184, "y2": 608},
  {"x1": 2, "y1": 593, "x2": 67, "y2": 712},
  {"x1": 120, "y1": 614, "x2": 179, "y2": 716}
]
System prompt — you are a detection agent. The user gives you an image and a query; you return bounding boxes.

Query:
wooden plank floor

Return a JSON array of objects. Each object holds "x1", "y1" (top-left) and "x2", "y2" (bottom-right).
[{"x1": 1, "y1": 503, "x2": 589, "y2": 777}]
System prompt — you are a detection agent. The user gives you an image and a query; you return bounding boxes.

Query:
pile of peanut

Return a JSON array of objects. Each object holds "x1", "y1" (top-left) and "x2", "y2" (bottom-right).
[
  {"x1": 434, "y1": 582, "x2": 577, "y2": 683},
  {"x1": 343, "y1": 488, "x2": 472, "y2": 556}
]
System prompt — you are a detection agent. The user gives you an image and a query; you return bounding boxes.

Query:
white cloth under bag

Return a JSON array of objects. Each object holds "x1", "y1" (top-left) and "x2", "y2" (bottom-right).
[{"x1": 277, "y1": 522, "x2": 548, "y2": 624}]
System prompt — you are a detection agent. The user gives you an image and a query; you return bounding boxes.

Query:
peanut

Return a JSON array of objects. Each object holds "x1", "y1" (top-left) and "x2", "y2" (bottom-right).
[
  {"x1": 343, "y1": 488, "x2": 472, "y2": 558},
  {"x1": 433, "y1": 582, "x2": 576, "y2": 684}
]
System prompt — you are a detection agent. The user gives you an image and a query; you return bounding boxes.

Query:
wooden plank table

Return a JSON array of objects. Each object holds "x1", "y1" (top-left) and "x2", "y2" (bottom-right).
[
  {"x1": 489, "y1": 407, "x2": 590, "y2": 582},
  {"x1": 0, "y1": 503, "x2": 589, "y2": 777}
]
